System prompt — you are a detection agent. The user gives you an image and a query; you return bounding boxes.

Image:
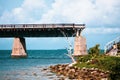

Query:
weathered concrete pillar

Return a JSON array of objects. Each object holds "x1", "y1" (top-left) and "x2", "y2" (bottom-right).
[
  {"x1": 73, "y1": 30, "x2": 87, "y2": 56},
  {"x1": 11, "y1": 37, "x2": 27, "y2": 57}
]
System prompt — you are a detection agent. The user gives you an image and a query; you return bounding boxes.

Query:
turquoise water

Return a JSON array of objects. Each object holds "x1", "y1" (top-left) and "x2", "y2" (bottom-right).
[
  {"x1": 0, "y1": 50, "x2": 71, "y2": 80},
  {"x1": 0, "y1": 50, "x2": 71, "y2": 70},
  {"x1": 0, "y1": 50, "x2": 104, "y2": 80}
]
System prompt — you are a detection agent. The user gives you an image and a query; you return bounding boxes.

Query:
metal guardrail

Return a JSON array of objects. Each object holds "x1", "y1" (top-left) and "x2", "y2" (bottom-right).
[
  {"x1": 105, "y1": 36, "x2": 120, "y2": 53},
  {"x1": 0, "y1": 24, "x2": 85, "y2": 29}
]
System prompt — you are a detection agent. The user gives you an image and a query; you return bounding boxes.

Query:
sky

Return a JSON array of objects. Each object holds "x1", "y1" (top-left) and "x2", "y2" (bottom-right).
[{"x1": 0, "y1": 0, "x2": 120, "y2": 50}]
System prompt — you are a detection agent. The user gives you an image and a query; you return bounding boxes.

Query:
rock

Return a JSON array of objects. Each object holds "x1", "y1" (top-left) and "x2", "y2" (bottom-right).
[
  {"x1": 24, "y1": 72, "x2": 28, "y2": 75},
  {"x1": 42, "y1": 68, "x2": 47, "y2": 71},
  {"x1": 82, "y1": 67, "x2": 86, "y2": 70},
  {"x1": 100, "y1": 72, "x2": 104, "y2": 76},
  {"x1": 59, "y1": 77, "x2": 65, "y2": 80},
  {"x1": 68, "y1": 62, "x2": 77, "y2": 67},
  {"x1": 33, "y1": 72, "x2": 37, "y2": 76},
  {"x1": 49, "y1": 64, "x2": 109, "y2": 80},
  {"x1": 48, "y1": 76, "x2": 55, "y2": 79},
  {"x1": 95, "y1": 68, "x2": 99, "y2": 71},
  {"x1": 101, "y1": 78, "x2": 108, "y2": 80},
  {"x1": 7, "y1": 78, "x2": 11, "y2": 80},
  {"x1": 91, "y1": 67, "x2": 95, "y2": 70},
  {"x1": 46, "y1": 73, "x2": 54, "y2": 76}
]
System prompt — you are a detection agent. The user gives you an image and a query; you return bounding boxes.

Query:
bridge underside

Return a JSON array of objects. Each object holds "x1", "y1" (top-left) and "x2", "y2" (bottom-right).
[{"x1": 0, "y1": 28, "x2": 76, "y2": 37}]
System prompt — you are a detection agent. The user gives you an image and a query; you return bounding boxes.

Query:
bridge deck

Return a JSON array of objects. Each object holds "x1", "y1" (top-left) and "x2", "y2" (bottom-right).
[{"x1": 0, "y1": 24, "x2": 85, "y2": 37}]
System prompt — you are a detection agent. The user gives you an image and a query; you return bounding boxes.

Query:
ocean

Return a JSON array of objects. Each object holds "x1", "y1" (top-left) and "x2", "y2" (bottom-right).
[{"x1": 0, "y1": 50, "x2": 71, "y2": 80}]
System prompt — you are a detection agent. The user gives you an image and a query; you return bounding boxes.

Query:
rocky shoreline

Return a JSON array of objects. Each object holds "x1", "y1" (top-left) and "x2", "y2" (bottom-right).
[{"x1": 48, "y1": 64, "x2": 109, "y2": 80}]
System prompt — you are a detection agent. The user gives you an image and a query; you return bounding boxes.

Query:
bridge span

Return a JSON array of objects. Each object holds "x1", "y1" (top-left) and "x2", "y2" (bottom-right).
[
  {"x1": 0, "y1": 24, "x2": 85, "y2": 37},
  {"x1": 0, "y1": 24, "x2": 87, "y2": 57}
]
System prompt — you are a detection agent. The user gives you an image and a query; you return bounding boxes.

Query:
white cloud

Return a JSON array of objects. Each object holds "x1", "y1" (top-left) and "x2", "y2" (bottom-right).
[
  {"x1": 83, "y1": 27, "x2": 120, "y2": 34},
  {"x1": 0, "y1": 0, "x2": 48, "y2": 23},
  {"x1": 22, "y1": 0, "x2": 46, "y2": 10},
  {"x1": 0, "y1": 0, "x2": 120, "y2": 34},
  {"x1": 40, "y1": 0, "x2": 120, "y2": 26}
]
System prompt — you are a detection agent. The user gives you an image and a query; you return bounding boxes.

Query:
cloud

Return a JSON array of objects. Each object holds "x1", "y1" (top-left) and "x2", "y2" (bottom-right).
[
  {"x1": 0, "y1": 0, "x2": 49, "y2": 23},
  {"x1": 40, "y1": 0, "x2": 120, "y2": 25},
  {"x1": 0, "y1": 0, "x2": 120, "y2": 33},
  {"x1": 83, "y1": 27, "x2": 120, "y2": 34}
]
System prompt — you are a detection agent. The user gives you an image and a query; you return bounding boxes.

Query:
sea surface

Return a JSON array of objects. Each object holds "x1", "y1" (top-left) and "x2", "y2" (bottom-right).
[{"x1": 0, "y1": 50, "x2": 71, "y2": 80}]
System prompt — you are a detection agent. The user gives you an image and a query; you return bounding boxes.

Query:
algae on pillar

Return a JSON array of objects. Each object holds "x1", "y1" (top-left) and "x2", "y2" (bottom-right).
[
  {"x1": 73, "y1": 29, "x2": 87, "y2": 56},
  {"x1": 11, "y1": 37, "x2": 27, "y2": 57}
]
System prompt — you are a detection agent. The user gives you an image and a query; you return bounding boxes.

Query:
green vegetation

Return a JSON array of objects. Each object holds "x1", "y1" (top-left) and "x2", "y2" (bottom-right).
[
  {"x1": 75, "y1": 44, "x2": 120, "y2": 80},
  {"x1": 89, "y1": 44, "x2": 100, "y2": 56}
]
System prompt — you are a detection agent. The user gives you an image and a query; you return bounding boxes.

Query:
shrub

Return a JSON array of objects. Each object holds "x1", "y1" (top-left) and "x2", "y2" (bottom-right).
[
  {"x1": 76, "y1": 55, "x2": 92, "y2": 62},
  {"x1": 75, "y1": 44, "x2": 120, "y2": 80},
  {"x1": 108, "y1": 57, "x2": 120, "y2": 80},
  {"x1": 75, "y1": 55, "x2": 120, "y2": 80},
  {"x1": 89, "y1": 44, "x2": 100, "y2": 56}
]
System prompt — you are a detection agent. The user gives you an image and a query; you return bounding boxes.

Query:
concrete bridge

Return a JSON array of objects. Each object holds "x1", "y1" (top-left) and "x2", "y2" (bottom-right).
[{"x1": 0, "y1": 24, "x2": 87, "y2": 57}]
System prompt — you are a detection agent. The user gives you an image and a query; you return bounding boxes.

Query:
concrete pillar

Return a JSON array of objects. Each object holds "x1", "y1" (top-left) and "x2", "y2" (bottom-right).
[
  {"x1": 73, "y1": 29, "x2": 87, "y2": 56},
  {"x1": 11, "y1": 37, "x2": 27, "y2": 57}
]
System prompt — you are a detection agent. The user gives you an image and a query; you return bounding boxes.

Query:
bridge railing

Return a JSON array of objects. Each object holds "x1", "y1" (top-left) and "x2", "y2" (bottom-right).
[
  {"x1": 105, "y1": 36, "x2": 120, "y2": 53},
  {"x1": 0, "y1": 24, "x2": 85, "y2": 29}
]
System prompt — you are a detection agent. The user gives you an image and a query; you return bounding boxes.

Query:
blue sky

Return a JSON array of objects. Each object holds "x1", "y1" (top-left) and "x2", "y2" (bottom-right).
[{"x1": 0, "y1": 0, "x2": 120, "y2": 50}]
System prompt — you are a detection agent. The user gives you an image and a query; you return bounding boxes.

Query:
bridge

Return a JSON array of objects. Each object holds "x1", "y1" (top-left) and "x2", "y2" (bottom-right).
[
  {"x1": 105, "y1": 36, "x2": 120, "y2": 56},
  {"x1": 0, "y1": 24, "x2": 87, "y2": 57}
]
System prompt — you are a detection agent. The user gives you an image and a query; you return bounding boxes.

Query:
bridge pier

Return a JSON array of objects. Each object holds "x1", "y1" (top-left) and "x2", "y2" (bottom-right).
[
  {"x1": 11, "y1": 37, "x2": 27, "y2": 57},
  {"x1": 73, "y1": 29, "x2": 87, "y2": 56}
]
